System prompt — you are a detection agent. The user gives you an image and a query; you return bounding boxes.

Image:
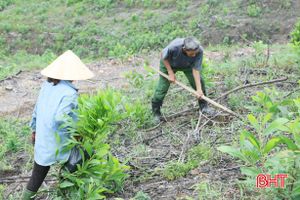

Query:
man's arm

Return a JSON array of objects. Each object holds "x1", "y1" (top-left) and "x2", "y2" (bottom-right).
[
  {"x1": 161, "y1": 52, "x2": 176, "y2": 83},
  {"x1": 192, "y1": 49, "x2": 204, "y2": 99},
  {"x1": 192, "y1": 68, "x2": 203, "y2": 99}
]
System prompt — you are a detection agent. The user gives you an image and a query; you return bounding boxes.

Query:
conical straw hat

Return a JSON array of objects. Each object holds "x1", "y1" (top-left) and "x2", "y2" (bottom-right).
[{"x1": 41, "y1": 50, "x2": 94, "y2": 80}]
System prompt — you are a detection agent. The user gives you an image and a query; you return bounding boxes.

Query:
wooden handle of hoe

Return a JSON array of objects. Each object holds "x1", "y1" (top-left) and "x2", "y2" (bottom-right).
[{"x1": 150, "y1": 66, "x2": 242, "y2": 119}]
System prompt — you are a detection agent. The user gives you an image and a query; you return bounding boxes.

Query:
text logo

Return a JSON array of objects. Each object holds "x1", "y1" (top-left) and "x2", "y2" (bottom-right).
[{"x1": 256, "y1": 174, "x2": 288, "y2": 188}]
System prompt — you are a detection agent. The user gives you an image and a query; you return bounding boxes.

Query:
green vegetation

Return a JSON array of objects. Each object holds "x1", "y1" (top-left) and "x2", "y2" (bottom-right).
[
  {"x1": 192, "y1": 181, "x2": 224, "y2": 200},
  {"x1": 163, "y1": 144, "x2": 212, "y2": 180},
  {"x1": 280, "y1": 0, "x2": 292, "y2": 9},
  {"x1": 132, "y1": 191, "x2": 151, "y2": 200},
  {"x1": 218, "y1": 91, "x2": 300, "y2": 199},
  {"x1": 1, "y1": 0, "x2": 300, "y2": 199},
  {"x1": 0, "y1": 0, "x2": 189, "y2": 59},
  {"x1": 59, "y1": 89, "x2": 130, "y2": 199},
  {"x1": 1, "y1": 41, "x2": 298, "y2": 199},
  {"x1": 247, "y1": 4, "x2": 262, "y2": 17},
  {"x1": 0, "y1": 50, "x2": 55, "y2": 80},
  {"x1": 0, "y1": 118, "x2": 31, "y2": 171},
  {"x1": 0, "y1": 0, "x2": 298, "y2": 80},
  {"x1": 0, "y1": 0, "x2": 14, "y2": 11},
  {"x1": 0, "y1": 43, "x2": 298, "y2": 199},
  {"x1": 57, "y1": 88, "x2": 160, "y2": 198},
  {"x1": 291, "y1": 19, "x2": 300, "y2": 48}
]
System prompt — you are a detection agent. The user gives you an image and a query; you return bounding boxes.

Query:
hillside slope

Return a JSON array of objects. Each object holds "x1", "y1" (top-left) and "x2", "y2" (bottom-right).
[{"x1": 0, "y1": 0, "x2": 299, "y2": 59}]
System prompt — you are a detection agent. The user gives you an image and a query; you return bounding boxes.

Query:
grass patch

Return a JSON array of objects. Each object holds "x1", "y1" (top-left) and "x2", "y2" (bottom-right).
[
  {"x1": 162, "y1": 144, "x2": 212, "y2": 180},
  {"x1": 0, "y1": 50, "x2": 56, "y2": 80},
  {"x1": 0, "y1": 118, "x2": 31, "y2": 171},
  {"x1": 0, "y1": 0, "x2": 297, "y2": 79}
]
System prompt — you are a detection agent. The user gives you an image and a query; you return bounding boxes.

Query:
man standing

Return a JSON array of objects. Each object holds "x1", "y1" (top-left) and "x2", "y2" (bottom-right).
[{"x1": 152, "y1": 37, "x2": 208, "y2": 121}]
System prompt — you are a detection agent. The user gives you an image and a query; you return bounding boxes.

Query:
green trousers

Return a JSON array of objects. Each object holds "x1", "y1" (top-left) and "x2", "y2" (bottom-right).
[{"x1": 152, "y1": 60, "x2": 207, "y2": 108}]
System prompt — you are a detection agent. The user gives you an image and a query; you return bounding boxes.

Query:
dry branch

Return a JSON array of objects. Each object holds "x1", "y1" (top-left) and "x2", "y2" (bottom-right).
[
  {"x1": 143, "y1": 122, "x2": 163, "y2": 132},
  {"x1": 215, "y1": 77, "x2": 288, "y2": 101},
  {"x1": 216, "y1": 165, "x2": 245, "y2": 172},
  {"x1": 192, "y1": 111, "x2": 203, "y2": 142},
  {"x1": 198, "y1": 111, "x2": 223, "y2": 141},
  {"x1": 0, "y1": 70, "x2": 22, "y2": 82},
  {"x1": 194, "y1": 111, "x2": 203, "y2": 133},
  {"x1": 178, "y1": 130, "x2": 192, "y2": 163},
  {"x1": 142, "y1": 132, "x2": 164, "y2": 144},
  {"x1": 178, "y1": 111, "x2": 217, "y2": 162},
  {"x1": 165, "y1": 78, "x2": 294, "y2": 119},
  {"x1": 0, "y1": 176, "x2": 56, "y2": 184},
  {"x1": 166, "y1": 107, "x2": 197, "y2": 119},
  {"x1": 284, "y1": 88, "x2": 300, "y2": 98}
]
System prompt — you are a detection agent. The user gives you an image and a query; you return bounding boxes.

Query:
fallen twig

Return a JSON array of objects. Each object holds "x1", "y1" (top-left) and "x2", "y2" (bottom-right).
[
  {"x1": 198, "y1": 111, "x2": 223, "y2": 140},
  {"x1": 133, "y1": 150, "x2": 170, "y2": 161},
  {"x1": 82, "y1": 77, "x2": 120, "y2": 84},
  {"x1": 192, "y1": 111, "x2": 203, "y2": 142},
  {"x1": 0, "y1": 177, "x2": 56, "y2": 184},
  {"x1": 165, "y1": 78, "x2": 294, "y2": 119},
  {"x1": 143, "y1": 122, "x2": 163, "y2": 132},
  {"x1": 284, "y1": 88, "x2": 300, "y2": 98},
  {"x1": 216, "y1": 165, "x2": 245, "y2": 172},
  {"x1": 0, "y1": 175, "x2": 31, "y2": 180},
  {"x1": 195, "y1": 111, "x2": 203, "y2": 132},
  {"x1": 162, "y1": 113, "x2": 185, "y2": 145},
  {"x1": 175, "y1": 121, "x2": 190, "y2": 130},
  {"x1": 215, "y1": 77, "x2": 288, "y2": 101},
  {"x1": 142, "y1": 132, "x2": 164, "y2": 144},
  {"x1": 0, "y1": 70, "x2": 22, "y2": 82},
  {"x1": 210, "y1": 135, "x2": 222, "y2": 146},
  {"x1": 166, "y1": 106, "x2": 197, "y2": 119},
  {"x1": 178, "y1": 130, "x2": 192, "y2": 163},
  {"x1": 178, "y1": 113, "x2": 203, "y2": 162},
  {"x1": 285, "y1": 81, "x2": 299, "y2": 85},
  {"x1": 199, "y1": 111, "x2": 223, "y2": 130}
]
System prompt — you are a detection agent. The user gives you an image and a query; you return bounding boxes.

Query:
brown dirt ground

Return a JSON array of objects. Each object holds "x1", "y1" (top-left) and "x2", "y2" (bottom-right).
[
  {"x1": 0, "y1": 53, "x2": 159, "y2": 119},
  {"x1": 0, "y1": 50, "x2": 228, "y2": 119}
]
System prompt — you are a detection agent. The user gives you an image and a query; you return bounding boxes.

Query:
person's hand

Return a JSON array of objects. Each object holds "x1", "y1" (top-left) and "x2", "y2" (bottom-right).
[
  {"x1": 31, "y1": 131, "x2": 36, "y2": 145},
  {"x1": 168, "y1": 72, "x2": 176, "y2": 83},
  {"x1": 196, "y1": 90, "x2": 204, "y2": 99}
]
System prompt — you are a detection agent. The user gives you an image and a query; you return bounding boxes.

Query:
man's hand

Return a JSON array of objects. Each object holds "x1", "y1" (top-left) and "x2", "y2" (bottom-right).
[
  {"x1": 31, "y1": 131, "x2": 36, "y2": 145},
  {"x1": 168, "y1": 72, "x2": 176, "y2": 83},
  {"x1": 196, "y1": 89, "x2": 204, "y2": 99}
]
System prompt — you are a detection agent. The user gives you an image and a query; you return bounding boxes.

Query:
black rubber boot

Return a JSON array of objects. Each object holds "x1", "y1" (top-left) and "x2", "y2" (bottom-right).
[
  {"x1": 199, "y1": 100, "x2": 216, "y2": 115},
  {"x1": 152, "y1": 101, "x2": 163, "y2": 123},
  {"x1": 199, "y1": 99, "x2": 208, "y2": 111}
]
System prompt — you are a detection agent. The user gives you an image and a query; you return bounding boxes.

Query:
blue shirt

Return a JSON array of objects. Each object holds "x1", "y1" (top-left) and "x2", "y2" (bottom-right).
[
  {"x1": 30, "y1": 80, "x2": 78, "y2": 166},
  {"x1": 162, "y1": 38, "x2": 203, "y2": 71}
]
